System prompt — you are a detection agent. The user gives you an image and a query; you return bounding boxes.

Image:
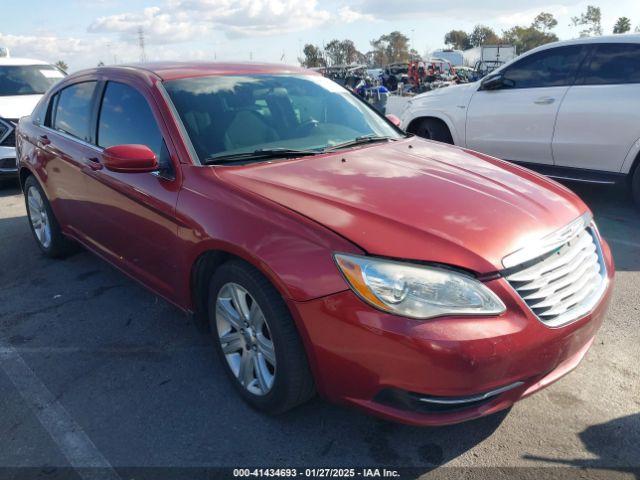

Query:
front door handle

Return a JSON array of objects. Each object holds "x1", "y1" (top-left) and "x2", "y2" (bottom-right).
[
  {"x1": 534, "y1": 97, "x2": 555, "y2": 105},
  {"x1": 85, "y1": 157, "x2": 103, "y2": 171}
]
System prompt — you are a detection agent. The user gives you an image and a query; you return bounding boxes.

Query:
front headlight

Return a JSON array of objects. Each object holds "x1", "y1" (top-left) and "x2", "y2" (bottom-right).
[{"x1": 334, "y1": 253, "x2": 505, "y2": 320}]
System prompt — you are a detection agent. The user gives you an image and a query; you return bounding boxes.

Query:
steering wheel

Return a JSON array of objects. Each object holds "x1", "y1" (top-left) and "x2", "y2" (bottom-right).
[{"x1": 295, "y1": 118, "x2": 320, "y2": 136}]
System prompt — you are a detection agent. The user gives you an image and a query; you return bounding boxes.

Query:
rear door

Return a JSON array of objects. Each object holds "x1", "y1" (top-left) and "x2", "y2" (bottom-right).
[
  {"x1": 39, "y1": 81, "x2": 99, "y2": 234},
  {"x1": 80, "y1": 80, "x2": 183, "y2": 300},
  {"x1": 465, "y1": 45, "x2": 588, "y2": 165},
  {"x1": 552, "y1": 43, "x2": 640, "y2": 172}
]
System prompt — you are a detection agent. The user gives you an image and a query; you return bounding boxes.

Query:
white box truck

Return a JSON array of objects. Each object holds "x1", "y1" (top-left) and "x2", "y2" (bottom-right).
[{"x1": 463, "y1": 45, "x2": 516, "y2": 76}]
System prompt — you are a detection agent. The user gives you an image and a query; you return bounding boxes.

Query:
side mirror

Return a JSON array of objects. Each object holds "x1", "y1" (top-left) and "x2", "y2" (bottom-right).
[
  {"x1": 103, "y1": 145, "x2": 158, "y2": 173},
  {"x1": 480, "y1": 74, "x2": 505, "y2": 91},
  {"x1": 386, "y1": 114, "x2": 402, "y2": 127}
]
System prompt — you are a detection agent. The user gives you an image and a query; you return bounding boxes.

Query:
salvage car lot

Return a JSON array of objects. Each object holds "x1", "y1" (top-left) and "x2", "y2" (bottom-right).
[{"x1": 0, "y1": 178, "x2": 638, "y2": 476}]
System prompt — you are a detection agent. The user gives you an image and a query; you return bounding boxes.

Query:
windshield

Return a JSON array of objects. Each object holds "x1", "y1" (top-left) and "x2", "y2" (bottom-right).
[
  {"x1": 0, "y1": 65, "x2": 65, "y2": 96},
  {"x1": 163, "y1": 74, "x2": 403, "y2": 162}
]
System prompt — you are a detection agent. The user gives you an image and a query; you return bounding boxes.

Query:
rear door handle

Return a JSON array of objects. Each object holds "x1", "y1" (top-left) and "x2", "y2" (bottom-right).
[
  {"x1": 85, "y1": 157, "x2": 103, "y2": 171},
  {"x1": 534, "y1": 97, "x2": 555, "y2": 105},
  {"x1": 38, "y1": 135, "x2": 51, "y2": 147}
]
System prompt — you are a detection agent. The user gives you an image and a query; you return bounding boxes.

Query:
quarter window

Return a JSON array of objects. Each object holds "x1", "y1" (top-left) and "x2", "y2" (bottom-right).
[
  {"x1": 52, "y1": 82, "x2": 97, "y2": 141},
  {"x1": 501, "y1": 46, "x2": 586, "y2": 89},
  {"x1": 577, "y1": 44, "x2": 640, "y2": 85}
]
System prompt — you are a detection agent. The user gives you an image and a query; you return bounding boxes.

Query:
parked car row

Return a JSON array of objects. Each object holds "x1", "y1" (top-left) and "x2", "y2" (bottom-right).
[
  {"x1": 15, "y1": 59, "x2": 613, "y2": 426},
  {"x1": 400, "y1": 34, "x2": 640, "y2": 207}
]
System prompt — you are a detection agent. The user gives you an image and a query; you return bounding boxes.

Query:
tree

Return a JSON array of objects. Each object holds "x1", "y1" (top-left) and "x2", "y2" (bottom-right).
[
  {"x1": 503, "y1": 12, "x2": 559, "y2": 53},
  {"x1": 298, "y1": 44, "x2": 325, "y2": 68},
  {"x1": 469, "y1": 25, "x2": 501, "y2": 47},
  {"x1": 503, "y1": 26, "x2": 558, "y2": 53},
  {"x1": 55, "y1": 60, "x2": 68, "y2": 73},
  {"x1": 532, "y1": 12, "x2": 558, "y2": 32},
  {"x1": 613, "y1": 17, "x2": 632, "y2": 34},
  {"x1": 370, "y1": 31, "x2": 410, "y2": 65},
  {"x1": 571, "y1": 5, "x2": 602, "y2": 37},
  {"x1": 97, "y1": 61, "x2": 105, "y2": 67},
  {"x1": 323, "y1": 39, "x2": 363, "y2": 66},
  {"x1": 444, "y1": 30, "x2": 472, "y2": 50}
]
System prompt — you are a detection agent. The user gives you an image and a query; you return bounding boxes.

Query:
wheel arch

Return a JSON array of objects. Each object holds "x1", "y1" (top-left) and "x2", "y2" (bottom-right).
[
  {"x1": 19, "y1": 166, "x2": 33, "y2": 192},
  {"x1": 620, "y1": 137, "x2": 640, "y2": 175},
  {"x1": 188, "y1": 244, "x2": 295, "y2": 327},
  {"x1": 405, "y1": 114, "x2": 460, "y2": 145}
]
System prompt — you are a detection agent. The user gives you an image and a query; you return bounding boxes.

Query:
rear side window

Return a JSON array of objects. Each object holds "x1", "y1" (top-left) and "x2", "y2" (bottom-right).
[
  {"x1": 577, "y1": 43, "x2": 640, "y2": 85},
  {"x1": 97, "y1": 82, "x2": 163, "y2": 156},
  {"x1": 53, "y1": 82, "x2": 97, "y2": 141},
  {"x1": 501, "y1": 46, "x2": 586, "y2": 89}
]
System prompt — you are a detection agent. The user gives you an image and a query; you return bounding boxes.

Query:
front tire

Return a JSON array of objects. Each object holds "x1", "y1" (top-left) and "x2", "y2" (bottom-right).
[
  {"x1": 410, "y1": 118, "x2": 454, "y2": 144},
  {"x1": 24, "y1": 175, "x2": 76, "y2": 258},
  {"x1": 208, "y1": 260, "x2": 315, "y2": 414}
]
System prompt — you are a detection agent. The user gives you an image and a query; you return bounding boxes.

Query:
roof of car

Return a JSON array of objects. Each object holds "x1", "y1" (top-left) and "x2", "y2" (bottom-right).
[
  {"x1": 548, "y1": 33, "x2": 640, "y2": 47},
  {"x1": 490, "y1": 33, "x2": 640, "y2": 75},
  {"x1": 0, "y1": 57, "x2": 54, "y2": 66},
  {"x1": 113, "y1": 61, "x2": 317, "y2": 81}
]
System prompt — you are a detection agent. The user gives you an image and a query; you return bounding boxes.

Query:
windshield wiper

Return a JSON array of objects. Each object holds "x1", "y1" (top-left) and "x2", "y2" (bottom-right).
[
  {"x1": 204, "y1": 148, "x2": 320, "y2": 165},
  {"x1": 322, "y1": 135, "x2": 393, "y2": 152}
]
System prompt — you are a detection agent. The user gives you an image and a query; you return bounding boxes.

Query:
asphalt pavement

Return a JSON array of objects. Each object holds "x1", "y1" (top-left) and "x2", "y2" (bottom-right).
[{"x1": 0, "y1": 178, "x2": 638, "y2": 479}]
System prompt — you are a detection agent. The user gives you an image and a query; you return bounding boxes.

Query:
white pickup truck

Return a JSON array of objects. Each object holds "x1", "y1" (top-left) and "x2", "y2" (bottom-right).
[{"x1": 400, "y1": 35, "x2": 640, "y2": 206}]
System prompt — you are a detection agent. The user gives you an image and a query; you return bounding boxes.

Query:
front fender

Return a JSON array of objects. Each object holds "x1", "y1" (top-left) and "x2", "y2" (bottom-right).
[
  {"x1": 400, "y1": 84, "x2": 477, "y2": 146},
  {"x1": 175, "y1": 165, "x2": 362, "y2": 307}
]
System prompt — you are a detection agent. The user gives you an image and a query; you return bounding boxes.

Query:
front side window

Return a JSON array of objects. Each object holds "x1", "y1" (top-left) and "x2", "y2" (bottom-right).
[
  {"x1": 53, "y1": 82, "x2": 97, "y2": 141},
  {"x1": 163, "y1": 74, "x2": 403, "y2": 162},
  {"x1": 97, "y1": 81, "x2": 171, "y2": 174},
  {"x1": 577, "y1": 43, "x2": 640, "y2": 85},
  {"x1": 501, "y1": 46, "x2": 586, "y2": 89},
  {"x1": 97, "y1": 82, "x2": 164, "y2": 155},
  {"x1": 0, "y1": 65, "x2": 65, "y2": 96}
]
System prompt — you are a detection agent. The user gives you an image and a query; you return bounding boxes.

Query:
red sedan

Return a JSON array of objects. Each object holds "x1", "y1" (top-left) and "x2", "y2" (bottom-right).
[{"x1": 16, "y1": 63, "x2": 614, "y2": 426}]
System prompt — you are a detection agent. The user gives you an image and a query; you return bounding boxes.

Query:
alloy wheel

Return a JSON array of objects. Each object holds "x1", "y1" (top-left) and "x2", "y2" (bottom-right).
[
  {"x1": 27, "y1": 186, "x2": 52, "y2": 249},
  {"x1": 215, "y1": 282, "x2": 276, "y2": 396}
]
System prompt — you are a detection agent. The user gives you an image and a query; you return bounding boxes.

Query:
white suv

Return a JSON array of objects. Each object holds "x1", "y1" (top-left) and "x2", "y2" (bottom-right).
[
  {"x1": 0, "y1": 56, "x2": 65, "y2": 179},
  {"x1": 400, "y1": 35, "x2": 640, "y2": 205}
]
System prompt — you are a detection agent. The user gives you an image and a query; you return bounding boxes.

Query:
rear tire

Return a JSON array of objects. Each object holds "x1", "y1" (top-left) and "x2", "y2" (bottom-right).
[
  {"x1": 24, "y1": 175, "x2": 76, "y2": 258},
  {"x1": 410, "y1": 118, "x2": 454, "y2": 144},
  {"x1": 632, "y1": 164, "x2": 640, "y2": 209},
  {"x1": 208, "y1": 260, "x2": 315, "y2": 414}
]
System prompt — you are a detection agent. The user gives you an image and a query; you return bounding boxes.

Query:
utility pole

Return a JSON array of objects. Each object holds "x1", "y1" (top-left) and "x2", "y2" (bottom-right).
[
  {"x1": 137, "y1": 26, "x2": 147, "y2": 63},
  {"x1": 249, "y1": 51, "x2": 253, "y2": 61}
]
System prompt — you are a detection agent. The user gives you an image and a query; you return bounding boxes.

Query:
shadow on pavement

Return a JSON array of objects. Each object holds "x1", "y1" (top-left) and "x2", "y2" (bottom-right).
[
  {"x1": 523, "y1": 413, "x2": 640, "y2": 478},
  {"x1": 0, "y1": 178, "x2": 20, "y2": 197},
  {"x1": 562, "y1": 182, "x2": 640, "y2": 272}
]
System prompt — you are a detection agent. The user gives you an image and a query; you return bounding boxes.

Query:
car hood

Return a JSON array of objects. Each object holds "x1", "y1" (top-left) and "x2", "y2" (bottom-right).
[
  {"x1": 217, "y1": 138, "x2": 587, "y2": 274},
  {"x1": 0, "y1": 95, "x2": 42, "y2": 119}
]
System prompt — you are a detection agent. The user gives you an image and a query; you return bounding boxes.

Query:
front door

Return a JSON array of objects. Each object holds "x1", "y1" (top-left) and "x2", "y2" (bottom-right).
[
  {"x1": 80, "y1": 80, "x2": 182, "y2": 301},
  {"x1": 466, "y1": 45, "x2": 588, "y2": 165}
]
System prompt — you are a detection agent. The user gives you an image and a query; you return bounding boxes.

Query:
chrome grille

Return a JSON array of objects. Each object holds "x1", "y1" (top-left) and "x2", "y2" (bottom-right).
[
  {"x1": 0, "y1": 118, "x2": 17, "y2": 147},
  {"x1": 505, "y1": 222, "x2": 607, "y2": 327}
]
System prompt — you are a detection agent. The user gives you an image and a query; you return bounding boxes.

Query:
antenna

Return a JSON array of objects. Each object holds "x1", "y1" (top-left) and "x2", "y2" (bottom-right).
[{"x1": 137, "y1": 26, "x2": 147, "y2": 63}]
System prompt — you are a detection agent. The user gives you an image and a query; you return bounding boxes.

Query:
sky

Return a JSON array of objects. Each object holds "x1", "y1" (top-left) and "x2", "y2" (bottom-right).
[{"x1": 1, "y1": 0, "x2": 640, "y2": 72}]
